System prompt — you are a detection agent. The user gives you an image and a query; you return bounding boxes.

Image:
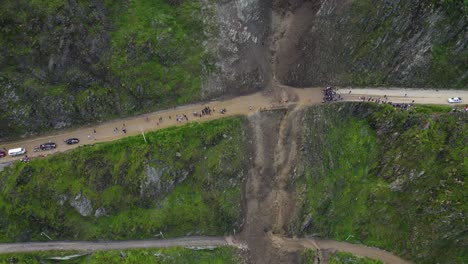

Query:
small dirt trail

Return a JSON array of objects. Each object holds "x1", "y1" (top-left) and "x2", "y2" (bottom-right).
[
  {"x1": 270, "y1": 235, "x2": 413, "y2": 264},
  {"x1": 0, "y1": 236, "x2": 244, "y2": 254}
]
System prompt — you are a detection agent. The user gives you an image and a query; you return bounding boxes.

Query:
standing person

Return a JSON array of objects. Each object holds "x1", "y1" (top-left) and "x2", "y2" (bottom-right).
[{"x1": 93, "y1": 129, "x2": 96, "y2": 135}]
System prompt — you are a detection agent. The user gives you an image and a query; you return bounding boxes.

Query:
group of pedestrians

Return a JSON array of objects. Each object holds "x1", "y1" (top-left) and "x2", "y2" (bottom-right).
[
  {"x1": 112, "y1": 124, "x2": 127, "y2": 134},
  {"x1": 359, "y1": 96, "x2": 414, "y2": 110},
  {"x1": 322, "y1": 87, "x2": 341, "y2": 103}
]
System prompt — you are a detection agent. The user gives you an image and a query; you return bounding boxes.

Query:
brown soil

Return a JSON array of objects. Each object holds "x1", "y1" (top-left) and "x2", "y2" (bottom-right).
[
  {"x1": 272, "y1": 1, "x2": 320, "y2": 84},
  {"x1": 240, "y1": 95, "x2": 305, "y2": 264}
]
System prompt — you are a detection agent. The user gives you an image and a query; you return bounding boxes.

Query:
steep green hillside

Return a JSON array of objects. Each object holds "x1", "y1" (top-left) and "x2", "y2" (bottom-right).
[
  {"x1": 275, "y1": 0, "x2": 467, "y2": 88},
  {"x1": 0, "y1": 247, "x2": 242, "y2": 263},
  {"x1": 0, "y1": 0, "x2": 215, "y2": 139},
  {"x1": 0, "y1": 117, "x2": 247, "y2": 241},
  {"x1": 293, "y1": 103, "x2": 467, "y2": 263},
  {"x1": 329, "y1": 252, "x2": 382, "y2": 264}
]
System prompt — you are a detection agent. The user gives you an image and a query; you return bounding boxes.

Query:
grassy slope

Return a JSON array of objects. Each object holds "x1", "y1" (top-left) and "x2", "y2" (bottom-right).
[
  {"x1": 293, "y1": 103, "x2": 467, "y2": 263},
  {"x1": 329, "y1": 252, "x2": 382, "y2": 264},
  {"x1": 342, "y1": 0, "x2": 467, "y2": 88},
  {"x1": 0, "y1": 247, "x2": 242, "y2": 264},
  {"x1": 0, "y1": 117, "x2": 247, "y2": 242},
  {"x1": 0, "y1": 0, "x2": 215, "y2": 138}
]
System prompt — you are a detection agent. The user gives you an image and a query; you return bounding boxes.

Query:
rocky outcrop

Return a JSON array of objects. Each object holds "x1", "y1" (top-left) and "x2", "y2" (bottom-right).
[
  {"x1": 202, "y1": 0, "x2": 272, "y2": 97},
  {"x1": 70, "y1": 193, "x2": 93, "y2": 217}
]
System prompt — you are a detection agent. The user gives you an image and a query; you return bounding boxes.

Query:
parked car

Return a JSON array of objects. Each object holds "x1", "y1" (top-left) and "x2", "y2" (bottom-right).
[
  {"x1": 448, "y1": 97, "x2": 462, "y2": 103},
  {"x1": 8, "y1": 148, "x2": 26, "y2": 156},
  {"x1": 65, "y1": 138, "x2": 80, "y2": 145},
  {"x1": 0, "y1": 151, "x2": 6, "y2": 158},
  {"x1": 40, "y1": 142, "x2": 56, "y2": 151}
]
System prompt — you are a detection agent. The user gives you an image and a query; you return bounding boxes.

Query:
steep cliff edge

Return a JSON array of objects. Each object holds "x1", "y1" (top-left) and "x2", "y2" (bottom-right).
[{"x1": 273, "y1": 0, "x2": 467, "y2": 88}]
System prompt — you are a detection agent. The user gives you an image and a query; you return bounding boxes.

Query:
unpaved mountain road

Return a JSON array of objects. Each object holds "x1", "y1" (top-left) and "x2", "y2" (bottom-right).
[
  {"x1": 0, "y1": 235, "x2": 411, "y2": 263},
  {"x1": 0, "y1": 87, "x2": 466, "y2": 164},
  {"x1": 269, "y1": 235, "x2": 412, "y2": 264},
  {"x1": 0, "y1": 236, "x2": 238, "y2": 253}
]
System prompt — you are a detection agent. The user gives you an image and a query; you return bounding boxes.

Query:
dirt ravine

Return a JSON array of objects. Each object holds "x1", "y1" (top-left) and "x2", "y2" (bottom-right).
[{"x1": 241, "y1": 104, "x2": 304, "y2": 264}]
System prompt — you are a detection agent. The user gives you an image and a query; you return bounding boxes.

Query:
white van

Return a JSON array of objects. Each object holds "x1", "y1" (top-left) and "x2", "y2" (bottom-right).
[{"x1": 8, "y1": 148, "x2": 26, "y2": 156}]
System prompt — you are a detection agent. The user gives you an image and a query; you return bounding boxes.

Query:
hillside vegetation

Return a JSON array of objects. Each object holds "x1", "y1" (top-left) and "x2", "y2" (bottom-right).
[
  {"x1": 0, "y1": 0, "x2": 215, "y2": 139},
  {"x1": 274, "y1": 0, "x2": 467, "y2": 88},
  {"x1": 0, "y1": 117, "x2": 247, "y2": 241},
  {"x1": 0, "y1": 246, "x2": 242, "y2": 264},
  {"x1": 293, "y1": 103, "x2": 467, "y2": 263}
]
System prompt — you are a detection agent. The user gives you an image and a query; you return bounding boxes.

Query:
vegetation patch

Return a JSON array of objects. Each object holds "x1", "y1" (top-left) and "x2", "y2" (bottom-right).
[
  {"x1": 341, "y1": 0, "x2": 467, "y2": 88},
  {"x1": 329, "y1": 252, "x2": 382, "y2": 264},
  {"x1": 0, "y1": 246, "x2": 242, "y2": 264},
  {"x1": 0, "y1": 0, "x2": 216, "y2": 138},
  {"x1": 298, "y1": 249, "x2": 316, "y2": 263},
  {"x1": 293, "y1": 103, "x2": 467, "y2": 263},
  {"x1": 0, "y1": 117, "x2": 247, "y2": 242}
]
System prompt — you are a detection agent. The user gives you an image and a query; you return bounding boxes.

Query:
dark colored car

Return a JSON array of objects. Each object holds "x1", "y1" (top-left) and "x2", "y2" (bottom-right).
[
  {"x1": 65, "y1": 138, "x2": 80, "y2": 145},
  {"x1": 40, "y1": 142, "x2": 57, "y2": 151},
  {"x1": 0, "y1": 151, "x2": 5, "y2": 158}
]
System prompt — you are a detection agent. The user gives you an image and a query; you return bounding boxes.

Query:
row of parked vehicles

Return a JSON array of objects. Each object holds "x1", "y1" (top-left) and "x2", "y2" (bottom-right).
[{"x1": 0, "y1": 138, "x2": 80, "y2": 158}]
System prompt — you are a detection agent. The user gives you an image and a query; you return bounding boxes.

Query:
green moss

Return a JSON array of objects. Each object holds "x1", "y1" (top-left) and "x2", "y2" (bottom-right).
[
  {"x1": 299, "y1": 249, "x2": 316, "y2": 263},
  {"x1": 329, "y1": 252, "x2": 383, "y2": 264},
  {"x1": 429, "y1": 43, "x2": 468, "y2": 88},
  {"x1": 295, "y1": 103, "x2": 467, "y2": 263},
  {"x1": 0, "y1": 246, "x2": 242, "y2": 263},
  {"x1": 0, "y1": 117, "x2": 247, "y2": 242},
  {"x1": 106, "y1": 0, "x2": 213, "y2": 107}
]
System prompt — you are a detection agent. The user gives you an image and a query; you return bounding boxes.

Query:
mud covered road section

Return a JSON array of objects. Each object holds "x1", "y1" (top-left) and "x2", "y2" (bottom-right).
[{"x1": 241, "y1": 106, "x2": 304, "y2": 264}]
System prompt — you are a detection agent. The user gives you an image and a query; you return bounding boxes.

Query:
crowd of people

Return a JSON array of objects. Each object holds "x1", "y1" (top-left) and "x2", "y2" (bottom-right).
[
  {"x1": 322, "y1": 87, "x2": 342, "y2": 103},
  {"x1": 359, "y1": 96, "x2": 414, "y2": 110},
  {"x1": 321, "y1": 87, "x2": 418, "y2": 111}
]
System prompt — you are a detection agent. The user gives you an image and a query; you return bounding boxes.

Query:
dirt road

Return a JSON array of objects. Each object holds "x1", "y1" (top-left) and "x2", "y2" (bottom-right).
[
  {"x1": 0, "y1": 87, "x2": 466, "y2": 164},
  {"x1": 0, "y1": 235, "x2": 412, "y2": 263},
  {"x1": 269, "y1": 235, "x2": 412, "y2": 264},
  {"x1": 0, "y1": 236, "x2": 236, "y2": 254},
  {"x1": 0, "y1": 87, "x2": 321, "y2": 164}
]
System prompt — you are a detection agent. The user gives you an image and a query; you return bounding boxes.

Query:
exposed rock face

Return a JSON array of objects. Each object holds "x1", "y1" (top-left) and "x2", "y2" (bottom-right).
[
  {"x1": 140, "y1": 165, "x2": 190, "y2": 199},
  {"x1": 272, "y1": 0, "x2": 467, "y2": 88},
  {"x1": 94, "y1": 207, "x2": 107, "y2": 218},
  {"x1": 70, "y1": 193, "x2": 93, "y2": 217},
  {"x1": 203, "y1": 0, "x2": 272, "y2": 97}
]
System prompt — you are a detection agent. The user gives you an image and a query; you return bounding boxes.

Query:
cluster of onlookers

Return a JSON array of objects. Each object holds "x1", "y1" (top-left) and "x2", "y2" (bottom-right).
[
  {"x1": 359, "y1": 96, "x2": 413, "y2": 110},
  {"x1": 322, "y1": 87, "x2": 341, "y2": 102}
]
